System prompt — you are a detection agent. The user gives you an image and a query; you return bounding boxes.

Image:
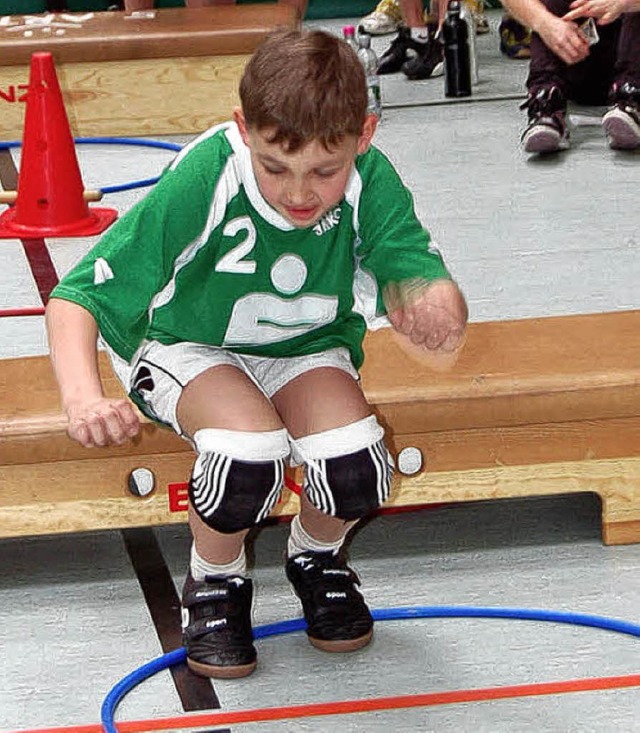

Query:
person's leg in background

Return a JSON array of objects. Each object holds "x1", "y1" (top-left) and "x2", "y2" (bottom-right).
[
  {"x1": 360, "y1": 0, "x2": 405, "y2": 34},
  {"x1": 363, "y1": 0, "x2": 489, "y2": 35},
  {"x1": 278, "y1": 0, "x2": 308, "y2": 20},
  {"x1": 602, "y1": 11, "x2": 640, "y2": 149},
  {"x1": 520, "y1": 0, "x2": 619, "y2": 153},
  {"x1": 375, "y1": 0, "x2": 491, "y2": 80},
  {"x1": 467, "y1": 0, "x2": 490, "y2": 33},
  {"x1": 376, "y1": 0, "x2": 444, "y2": 80}
]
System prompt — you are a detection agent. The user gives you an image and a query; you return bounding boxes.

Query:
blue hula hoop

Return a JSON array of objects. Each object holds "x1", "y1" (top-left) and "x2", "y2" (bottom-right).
[
  {"x1": 0, "y1": 136, "x2": 183, "y2": 195},
  {"x1": 101, "y1": 604, "x2": 640, "y2": 733}
]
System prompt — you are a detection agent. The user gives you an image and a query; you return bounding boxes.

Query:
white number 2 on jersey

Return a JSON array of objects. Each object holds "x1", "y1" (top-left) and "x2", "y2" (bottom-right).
[{"x1": 215, "y1": 217, "x2": 257, "y2": 274}]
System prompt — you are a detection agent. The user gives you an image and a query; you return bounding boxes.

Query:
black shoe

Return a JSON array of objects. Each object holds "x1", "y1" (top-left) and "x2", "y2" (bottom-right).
[
  {"x1": 377, "y1": 26, "x2": 418, "y2": 75},
  {"x1": 181, "y1": 573, "x2": 257, "y2": 679},
  {"x1": 602, "y1": 82, "x2": 640, "y2": 150},
  {"x1": 520, "y1": 85, "x2": 570, "y2": 154},
  {"x1": 285, "y1": 551, "x2": 374, "y2": 652},
  {"x1": 402, "y1": 37, "x2": 444, "y2": 80}
]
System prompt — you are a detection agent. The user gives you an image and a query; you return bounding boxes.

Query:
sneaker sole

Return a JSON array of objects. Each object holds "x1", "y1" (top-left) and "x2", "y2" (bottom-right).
[
  {"x1": 403, "y1": 62, "x2": 444, "y2": 81},
  {"x1": 603, "y1": 114, "x2": 640, "y2": 150},
  {"x1": 378, "y1": 64, "x2": 405, "y2": 75},
  {"x1": 522, "y1": 127, "x2": 567, "y2": 154},
  {"x1": 187, "y1": 656, "x2": 257, "y2": 679},
  {"x1": 308, "y1": 628, "x2": 373, "y2": 653}
]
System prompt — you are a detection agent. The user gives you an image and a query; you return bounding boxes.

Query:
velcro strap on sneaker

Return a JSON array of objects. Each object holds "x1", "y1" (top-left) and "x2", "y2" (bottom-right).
[
  {"x1": 182, "y1": 584, "x2": 230, "y2": 609},
  {"x1": 182, "y1": 613, "x2": 230, "y2": 641},
  {"x1": 321, "y1": 567, "x2": 361, "y2": 586}
]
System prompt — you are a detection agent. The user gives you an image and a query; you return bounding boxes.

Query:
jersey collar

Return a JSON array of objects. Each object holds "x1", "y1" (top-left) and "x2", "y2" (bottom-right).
[{"x1": 225, "y1": 123, "x2": 295, "y2": 232}]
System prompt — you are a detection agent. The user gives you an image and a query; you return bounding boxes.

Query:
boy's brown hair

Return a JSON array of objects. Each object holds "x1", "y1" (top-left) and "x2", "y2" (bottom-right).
[{"x1": 239, "y1": 29, "x2": 368, "y2": 152}]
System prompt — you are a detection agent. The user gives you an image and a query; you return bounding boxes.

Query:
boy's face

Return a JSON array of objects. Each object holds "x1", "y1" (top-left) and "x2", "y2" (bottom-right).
[{"x1": 235, "y1": 109, "x2": 377, "y2": 228}]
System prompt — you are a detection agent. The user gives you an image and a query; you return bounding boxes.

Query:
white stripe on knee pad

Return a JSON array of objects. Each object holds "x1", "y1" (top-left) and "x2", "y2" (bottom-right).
[
  {"x1": 291, "y1": 415, "x2": 394, "y2": 518},
  {"x1": 191, "y1": 428, "x2": 290, "y2": 529},
  {"x1": 369, "y1": 437, "x2": 393, "y2": 506}
]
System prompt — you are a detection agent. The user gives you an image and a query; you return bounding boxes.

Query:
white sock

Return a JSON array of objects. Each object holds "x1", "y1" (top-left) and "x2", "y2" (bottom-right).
[
  {"x1": 190, "y1": 544, "x2": 247, "y2": 581},
  {"x1": 287, "y1": 514, "x2": 346, "y2": 558},
  {"x1": 410, "y1": 28, "x2": 430, "y2": 44}
]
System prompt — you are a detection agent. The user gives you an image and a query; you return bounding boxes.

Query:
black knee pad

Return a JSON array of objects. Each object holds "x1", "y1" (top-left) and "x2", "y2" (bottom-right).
[
  {"x1": 189, "y1": 428, "x2": 290, "y2": 534},
  {"x1": 293, "y1": 416, "x2": 395, "y2": 521}
]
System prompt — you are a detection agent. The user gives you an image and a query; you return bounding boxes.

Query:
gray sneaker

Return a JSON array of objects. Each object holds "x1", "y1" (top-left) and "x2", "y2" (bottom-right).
[
  {"x1": 520, "y1": 85, "x2": 570, "y2": 154},
  {"x1": 602, "y1": 82, "x2": 640, "y2": 150}
]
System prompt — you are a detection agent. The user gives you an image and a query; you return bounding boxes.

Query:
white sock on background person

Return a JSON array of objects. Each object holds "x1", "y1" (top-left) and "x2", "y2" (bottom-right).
[{"x1": 410, "y1": 28, "x2": 430, "y2": 44}]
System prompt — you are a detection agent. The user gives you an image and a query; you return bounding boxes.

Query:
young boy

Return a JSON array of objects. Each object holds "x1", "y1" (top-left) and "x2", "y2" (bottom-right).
[{"x1": 45, "y1": 29, "x2": 467, "y2": 679}]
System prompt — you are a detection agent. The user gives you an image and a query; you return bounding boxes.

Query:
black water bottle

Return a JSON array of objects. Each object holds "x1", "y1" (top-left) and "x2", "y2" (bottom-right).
[{"x1": 443, "y1": 0, "x2": 472, "y2": 98}]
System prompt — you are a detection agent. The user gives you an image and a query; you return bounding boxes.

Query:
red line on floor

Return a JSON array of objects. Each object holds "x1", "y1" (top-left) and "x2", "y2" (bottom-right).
[{"x1": 12, "y1": 673, "x2": 640, "y2": 733}]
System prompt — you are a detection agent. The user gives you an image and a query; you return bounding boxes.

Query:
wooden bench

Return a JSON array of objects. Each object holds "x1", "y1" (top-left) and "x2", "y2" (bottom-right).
[
  {"x1": 0, "y1": 4, "x2": 299, "y2": 140},
  {"x1": 2, "y1": 309, "x2": 640, "y2": 544}
]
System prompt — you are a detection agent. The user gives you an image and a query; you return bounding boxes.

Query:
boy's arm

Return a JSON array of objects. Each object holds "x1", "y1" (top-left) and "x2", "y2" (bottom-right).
[
  {"x1": 355, "y1": 149, "x2": 467, "y2": 353},
  {"x1": 500, "y1": 0, "x2": 589, "y2": 64},
  {"x1": 46, "y1": 298, "x2": 140, "y2": 448}
]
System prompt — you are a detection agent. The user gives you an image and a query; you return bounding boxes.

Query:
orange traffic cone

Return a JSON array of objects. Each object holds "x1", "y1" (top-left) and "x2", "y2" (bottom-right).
[{"x1": 0, "y1": 52, "x2": 117, "y2": 239}]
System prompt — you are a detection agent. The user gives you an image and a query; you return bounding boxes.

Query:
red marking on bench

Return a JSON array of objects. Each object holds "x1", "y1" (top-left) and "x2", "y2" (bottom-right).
[
  {"x1": 0, "y1": 84, "x2": 29, "y2": 103},
  {"x1": 167, "y1": 482, "x2": 188, "y2": 513}
]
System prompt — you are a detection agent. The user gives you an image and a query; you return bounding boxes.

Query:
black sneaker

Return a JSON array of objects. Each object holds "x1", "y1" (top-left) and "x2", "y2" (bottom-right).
[
  {"x1": 602, "y1": 82, "x2": 640, "y2": 150},
  {"x1": 377, "y1": 26, "x2": 419, "y2": 75},
  {"x1": 285, "y1": 551, "x2": 374, "y2": 652},
  {"x1": 181, "y1": 573, "x2": 257, "y2": 679},
  {"x1": 402, "y1": 36, "x2": 444, "y2": 80},
  {"x1": 520, "y1": 85, "x2": 570, "y2": 154}
]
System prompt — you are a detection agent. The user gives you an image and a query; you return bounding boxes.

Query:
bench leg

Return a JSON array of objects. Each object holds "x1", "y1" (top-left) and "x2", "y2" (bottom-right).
[
  {"x1": 602, "y1": 499, "x2": 640, "y2": 545},
  {"x1": 603, "y1": 519, "x2": 640, "y2": 545},
  {"x1": 387, "y1": 456, "x2": 640, "y2": 547},
  {"x1": 596, "y1": 459, "x2": 640, "y2": 545}
]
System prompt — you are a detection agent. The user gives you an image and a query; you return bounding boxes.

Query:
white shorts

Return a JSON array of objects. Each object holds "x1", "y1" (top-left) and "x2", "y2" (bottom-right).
[{"x1": 122, "y1": 340, "x2": 359, "y2": 435}]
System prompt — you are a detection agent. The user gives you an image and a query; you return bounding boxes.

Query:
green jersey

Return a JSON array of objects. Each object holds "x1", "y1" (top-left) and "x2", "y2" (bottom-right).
[{"x1": 52, "y1": 122, "x2": 450, "y2": 370}]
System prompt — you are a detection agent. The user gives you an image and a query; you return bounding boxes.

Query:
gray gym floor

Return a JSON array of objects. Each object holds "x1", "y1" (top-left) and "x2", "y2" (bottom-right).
[{"x1": 1, "y1": 9, "x2": 639, "y2": 733}]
